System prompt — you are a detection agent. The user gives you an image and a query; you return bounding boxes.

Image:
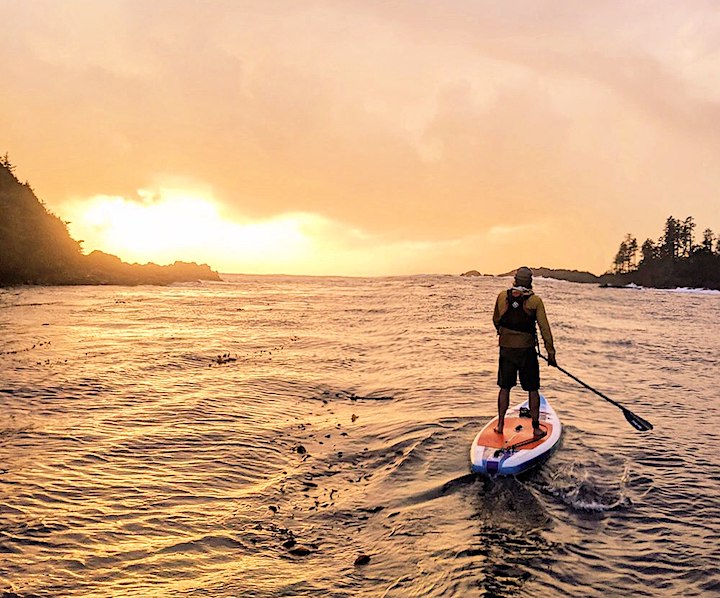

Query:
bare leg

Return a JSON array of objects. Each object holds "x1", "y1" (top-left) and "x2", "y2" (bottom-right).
[
  {"x1": 494, "y1": 388, "x2": 510, "y2": 434},
  {"x1": 529, "y1": 390, "x2": 543, "y2": 436}
]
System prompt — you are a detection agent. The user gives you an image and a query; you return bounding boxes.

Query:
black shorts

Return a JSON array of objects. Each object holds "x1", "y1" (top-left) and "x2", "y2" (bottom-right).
[{"x1": 497, "y1": 347, "x2": 540, "y2": 391}]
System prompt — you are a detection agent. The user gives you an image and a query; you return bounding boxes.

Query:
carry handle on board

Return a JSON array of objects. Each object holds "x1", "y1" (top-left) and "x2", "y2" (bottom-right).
[{"x1": 538, "y1": 352, "x2": 654, "y2": 432}]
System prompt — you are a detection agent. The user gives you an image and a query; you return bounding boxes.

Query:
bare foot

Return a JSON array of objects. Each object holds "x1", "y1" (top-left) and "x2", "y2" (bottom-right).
[
  {"x1": 493, "y1": 425, "x2": 504, "y2": 435},
  {"x1": 532, "y1": 426, "x2": 546, "y2": 439}
]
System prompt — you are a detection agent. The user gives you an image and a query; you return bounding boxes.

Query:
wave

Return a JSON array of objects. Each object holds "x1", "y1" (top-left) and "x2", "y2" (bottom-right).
[
  {"x1": 533, "y1": 461, "x2": 632, "y2": 513},
  {"x1": 2, "y1": 274, "x2": 717, "y2": 598},
  {"x1": 667, "y1": 287, "x2": 720, "y2": 295}
]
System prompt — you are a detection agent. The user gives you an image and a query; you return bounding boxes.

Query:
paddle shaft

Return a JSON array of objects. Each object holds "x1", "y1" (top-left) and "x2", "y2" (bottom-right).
[
  {"x1": 537, "y1": 352, "x2": 653, "y2": 431},
  {"x1": 538, "y1": 353, "x2": 625, "y2": 410}
]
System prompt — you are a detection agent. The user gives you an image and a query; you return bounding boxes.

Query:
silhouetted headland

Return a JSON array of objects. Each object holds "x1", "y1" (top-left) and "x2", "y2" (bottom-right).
[
  {"x1": 604, "y1": 218, "x2": 720, "y2": 290},
  {"x1": 494, "y1": 267, "x2": 601, "y2": 284},
  {"x1": 469, "y1": 217, "x2": 720, "y2": 291},
  {"x1": 0, "y1": 156, "x2": 221, "y2": 286}
]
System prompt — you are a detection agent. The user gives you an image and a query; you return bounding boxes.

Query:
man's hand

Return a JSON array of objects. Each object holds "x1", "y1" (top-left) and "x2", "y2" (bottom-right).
[{"x1": 547, "y1": 353, "x2": 557, "y2": 367}]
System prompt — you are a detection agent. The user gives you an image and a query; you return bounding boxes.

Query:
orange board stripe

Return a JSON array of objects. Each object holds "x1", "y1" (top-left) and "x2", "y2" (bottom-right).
[{"x1": 476, "y1": 417, "x2": 553, "y2": 450}]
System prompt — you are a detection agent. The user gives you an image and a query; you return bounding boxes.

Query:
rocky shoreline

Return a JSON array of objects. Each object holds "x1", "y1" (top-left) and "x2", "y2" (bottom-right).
[{"x1": 463, "y1": 264, "x2": 720, "y2": 291}]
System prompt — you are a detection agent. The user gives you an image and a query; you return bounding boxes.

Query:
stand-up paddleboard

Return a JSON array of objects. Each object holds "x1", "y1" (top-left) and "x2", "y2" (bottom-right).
[{"x1": 470, "y1": 395, "x2": 562, "y2": 475}]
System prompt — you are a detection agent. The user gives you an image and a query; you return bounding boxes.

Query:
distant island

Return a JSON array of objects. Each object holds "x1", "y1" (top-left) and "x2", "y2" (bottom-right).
[
  {"x1": 491, "y1": 267, "x2": 602, "y2": 284},
  {"x1": 459, "y1": 270, "x2": 494, "y2": 278},
  {"x1": 464, "y1": 216, "x2": 720, "y2": 291},
  {"x1": 0, "y1": 156, "x2": 221, "y2": 286}
]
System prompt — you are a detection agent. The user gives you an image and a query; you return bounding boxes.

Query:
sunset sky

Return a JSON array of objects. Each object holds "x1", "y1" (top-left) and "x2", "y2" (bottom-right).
[{"x1": 3, "y1": 1, "x2": 720, "y2": 276}]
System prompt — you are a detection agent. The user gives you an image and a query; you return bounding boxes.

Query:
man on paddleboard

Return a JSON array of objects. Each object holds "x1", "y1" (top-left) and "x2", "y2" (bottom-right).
[{"x1": 492, "y1": 266, "x2": 556, "y2": 438}]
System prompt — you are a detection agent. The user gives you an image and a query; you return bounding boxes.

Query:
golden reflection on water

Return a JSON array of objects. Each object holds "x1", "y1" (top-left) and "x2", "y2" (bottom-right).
[{"x1": 1, "y1": 277, "x2": 719, "y2": 596}]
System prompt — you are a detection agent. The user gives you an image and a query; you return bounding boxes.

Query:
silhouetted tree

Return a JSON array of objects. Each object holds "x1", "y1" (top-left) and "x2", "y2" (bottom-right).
[
  {"x1": 627, "y1": 234, "x2": 638, "y2": 269},
  {"x1": 680, "y1": 216, "x2": 695, "y2": 257},
  {"x1": 0, "y1": 153, "x2": 16, "y2": 173},
  {"x1": 701, "y1": 228, "x2": 715, "y2": 253},
  {"x1": 613, "y1": 240, "x2": 629, "y2": 274},
  {"x1": 640, "y1": 238, "x2": 656, "y2": 264},
  {"x1": 659, "y1": 216, "x2": 680, "y2": 259},
  {"x1": 612, "y1": 234, "x2": 638, "y2": 273}
]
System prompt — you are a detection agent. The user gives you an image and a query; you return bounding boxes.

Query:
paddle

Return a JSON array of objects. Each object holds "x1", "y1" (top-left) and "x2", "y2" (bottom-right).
[{"x1": 538, "y1": 353, "x2": 653, "y2": 431}]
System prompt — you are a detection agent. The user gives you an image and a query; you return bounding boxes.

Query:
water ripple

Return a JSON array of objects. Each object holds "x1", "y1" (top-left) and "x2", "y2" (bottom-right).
[{"x1": 1, "y1": 276, "x2": 718, "y2": 597}]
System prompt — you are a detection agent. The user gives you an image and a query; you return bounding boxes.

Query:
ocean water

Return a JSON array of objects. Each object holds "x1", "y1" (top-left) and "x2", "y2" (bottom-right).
[{"x1": 1, "y1": 275, "x2": 718, "y2": 597}]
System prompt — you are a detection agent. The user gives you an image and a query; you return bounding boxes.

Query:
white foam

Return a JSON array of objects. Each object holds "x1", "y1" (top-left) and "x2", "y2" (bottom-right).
[{"x1": 668, "y1": 287, "x2": 720, "y2": 295}]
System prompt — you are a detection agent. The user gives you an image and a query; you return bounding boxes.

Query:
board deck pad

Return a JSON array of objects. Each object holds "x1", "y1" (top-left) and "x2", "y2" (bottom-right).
[{"x1": 475, "y1": 417, "x2": 553, "y2": 450}]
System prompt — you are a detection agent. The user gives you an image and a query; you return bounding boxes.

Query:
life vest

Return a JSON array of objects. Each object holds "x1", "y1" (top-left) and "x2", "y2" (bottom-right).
[{"x1": 498, "y1": 289, "x2": 536, "y2": 334}]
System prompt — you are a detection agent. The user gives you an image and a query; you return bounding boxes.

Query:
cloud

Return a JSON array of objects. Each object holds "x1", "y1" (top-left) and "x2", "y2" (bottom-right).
[{"x1": 3, "y1": 1, "x2": 720, "y2": 274}]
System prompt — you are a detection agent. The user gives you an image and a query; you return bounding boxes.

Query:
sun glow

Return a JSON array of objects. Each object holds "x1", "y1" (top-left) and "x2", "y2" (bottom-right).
[
  {"x1": 62, "y1": 187, "x2": 570, "y2": 276},
  {"x1": 63, "y1": 184, "x2": 569, "y2": 276},
  {"x1": 64, "y1": 189, "x2": 316, "y2": 273}
]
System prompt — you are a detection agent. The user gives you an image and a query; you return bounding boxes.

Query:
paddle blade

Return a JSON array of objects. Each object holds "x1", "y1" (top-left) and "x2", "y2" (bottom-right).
[{"x1": 622, "y1": 408, "x2": 653, "y2": 431}]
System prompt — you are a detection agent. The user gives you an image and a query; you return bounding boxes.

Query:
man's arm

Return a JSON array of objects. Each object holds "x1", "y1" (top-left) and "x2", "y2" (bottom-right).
[
  {"x1": 535, "y1": 297, "x2": 556, "y2": 364},
  {"x1": 492, "y1": 292, "x2": 504, "y2": 332}
]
